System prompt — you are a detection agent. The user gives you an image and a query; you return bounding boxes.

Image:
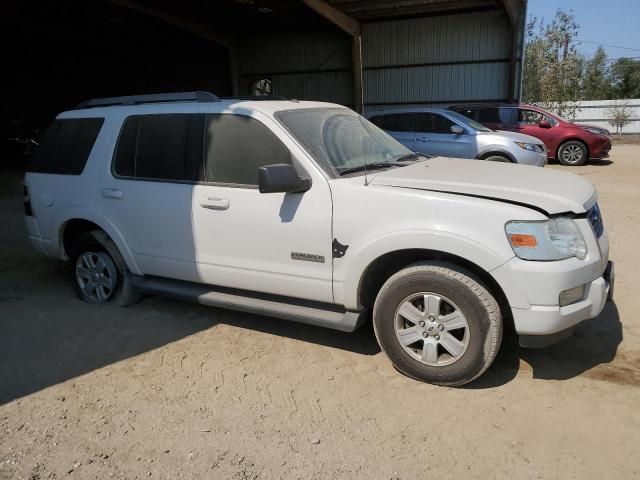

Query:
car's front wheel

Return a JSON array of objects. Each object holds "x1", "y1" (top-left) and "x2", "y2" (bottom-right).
[
  {"x1": 558, "y1": 140, "x2": 588, "y2": 166},
  {"x1": 373, "y1": 262, "x2": 502, "y2": 386}
]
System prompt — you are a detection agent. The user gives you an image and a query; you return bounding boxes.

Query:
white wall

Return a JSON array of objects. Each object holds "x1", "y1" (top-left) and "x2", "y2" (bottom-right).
[{"x1": 572, "y1": 99, "x2": 640, "y2": 134}]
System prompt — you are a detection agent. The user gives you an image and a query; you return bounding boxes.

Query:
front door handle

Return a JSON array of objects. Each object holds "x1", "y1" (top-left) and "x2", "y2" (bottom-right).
[
  {"x1": 200, "y1": 196, "x2": 230, "y2": 210},
  {"x1": 416, "y1": 137, "x2": 429, "y2": 142},
  {"x1": 101, "y1": 188, "x2": 123, "y2": 200}
]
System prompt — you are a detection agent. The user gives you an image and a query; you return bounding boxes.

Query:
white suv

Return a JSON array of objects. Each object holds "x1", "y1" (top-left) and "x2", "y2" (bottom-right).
[{"x1": 24, "y1": 92, "x2": 614, "y2": 386}]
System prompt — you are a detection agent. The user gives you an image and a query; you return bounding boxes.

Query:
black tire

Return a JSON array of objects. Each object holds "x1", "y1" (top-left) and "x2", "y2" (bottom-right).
[
  {"x1": 70, "y1": 230, "x2": 141, "y2": 307},
  {"x1": 557, "y1": 140, "x2": 588, "y2": 166},
  {"x1": 372, "y1": 262, "x2": 502, "y2": 386},
  {"x1": 483, "y1": 154, "x2": 511, "y2": 163}
]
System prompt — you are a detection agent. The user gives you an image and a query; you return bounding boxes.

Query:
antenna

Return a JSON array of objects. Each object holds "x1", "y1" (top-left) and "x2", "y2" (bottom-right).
[{"x1": 359, "y1": 114, "x2": 369, "y2": 186}]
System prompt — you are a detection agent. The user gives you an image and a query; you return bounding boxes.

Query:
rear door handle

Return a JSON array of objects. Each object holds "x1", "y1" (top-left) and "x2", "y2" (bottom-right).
[
  {"x1": 416, "y1": 137, "x2": 429, "y2": 142},
  {"x1": 101, "y1": 188, "x2": 123, "y2": 200},
  {"x1": 200, "y1": 196, "x2": 229, "y2": 210}
]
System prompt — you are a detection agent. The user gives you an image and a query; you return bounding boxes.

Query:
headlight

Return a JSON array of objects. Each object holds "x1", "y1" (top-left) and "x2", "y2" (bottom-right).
[
  {"x1": 584, "y1": 127, "x2": 609, "y2": 137},
  {"x1": 505, "y1": 218, "x2": 588, "y2": 261},
  {"x1": 515, "y1": 142, "x2": 544, "y2": 153}
]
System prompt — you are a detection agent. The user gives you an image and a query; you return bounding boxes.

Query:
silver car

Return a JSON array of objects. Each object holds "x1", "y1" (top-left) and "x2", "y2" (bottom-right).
[{"x1": 367, "y1": 108, "x2": 547, "y2": 166}]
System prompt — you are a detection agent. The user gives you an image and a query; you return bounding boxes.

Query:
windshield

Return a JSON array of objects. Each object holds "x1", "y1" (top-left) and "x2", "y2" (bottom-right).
[
  {"x1": 275, "y1": 108, "x2": 415, "y2": 176},
  {"x1": 446, "y1": 111, "x2": 491, "y2": 132}
]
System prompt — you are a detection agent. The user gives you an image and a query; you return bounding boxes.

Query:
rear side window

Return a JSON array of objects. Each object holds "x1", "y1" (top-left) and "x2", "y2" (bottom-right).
[
  {"x1": 369, "y1": 114, "x2": 414, "y2": 132},
  {"x1": 477, "y1": 107, "x2": 515, "y2": 126},
  {"x1": 204, "y1": 114, "x2": 290, "y2": 186},
  {"x1": 28, "y1": 118, "x2": 103, "y2": 175},
  {"x1": 113, "y1": 114, "x2": 199, "y2": 181}
]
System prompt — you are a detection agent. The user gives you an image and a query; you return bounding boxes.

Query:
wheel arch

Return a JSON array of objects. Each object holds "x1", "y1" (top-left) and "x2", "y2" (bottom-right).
[
  {"x1": 476, "y1": 149, "x2": 516, "y2": 163},
  {"x1": 55, "y1": 209, "x2": 141, "y2": 275},
  {"x1": 356, "y1": 248, "x2": 511, "y2": 322},
  {"x1": 339, "y1": 230, "x2": 527, "y2": 314}
]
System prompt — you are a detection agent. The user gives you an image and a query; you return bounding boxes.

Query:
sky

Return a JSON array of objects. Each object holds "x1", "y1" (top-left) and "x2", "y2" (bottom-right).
[{"x1": 526, "y1": 0, "x2": 640, "y2": 61}]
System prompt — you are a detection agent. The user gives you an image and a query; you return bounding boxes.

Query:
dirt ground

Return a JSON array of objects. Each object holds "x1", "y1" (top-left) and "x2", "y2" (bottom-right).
[{"x1": 1, "y1": 147, "x2": 639, "y2": 480}]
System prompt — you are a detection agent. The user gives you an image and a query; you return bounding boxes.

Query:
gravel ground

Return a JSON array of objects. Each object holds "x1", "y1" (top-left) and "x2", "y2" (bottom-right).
[{"x1": 1, "y1": 147, "x2": 639, "y2": 479}]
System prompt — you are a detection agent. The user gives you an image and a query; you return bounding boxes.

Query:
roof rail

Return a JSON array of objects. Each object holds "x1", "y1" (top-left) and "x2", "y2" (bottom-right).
[
  {"x1": 221, "y1": 95, "x2": 289, "y2": 101},
  {"x1": 75, "y1": 91, "x2": 220, "y2": 109}
]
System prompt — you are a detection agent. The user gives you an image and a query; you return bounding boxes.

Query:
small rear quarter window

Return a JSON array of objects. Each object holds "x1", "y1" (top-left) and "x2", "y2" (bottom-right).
[{"x1": 28, "y1": 118, "x2": 104, "y2": 175}]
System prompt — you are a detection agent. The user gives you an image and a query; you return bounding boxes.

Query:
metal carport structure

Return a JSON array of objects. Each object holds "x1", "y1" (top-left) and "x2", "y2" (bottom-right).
[{"x1": 3, "y1": 0, "x2": 526, "y2": 130}]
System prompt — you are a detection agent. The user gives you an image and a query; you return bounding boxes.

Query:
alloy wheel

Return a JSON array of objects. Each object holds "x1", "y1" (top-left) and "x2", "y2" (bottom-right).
[
  {"x1": 75, "y1": 251, "x2": 117, "y2": 302},
  {"x1": 394, "y1": 292, "x2": 470, "y2": 366}
]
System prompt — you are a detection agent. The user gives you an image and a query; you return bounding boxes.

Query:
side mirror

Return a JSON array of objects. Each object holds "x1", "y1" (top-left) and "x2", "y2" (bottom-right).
[
  {"x1": 450, "y1": 125, "x2": 465, "y2": 135},
  {"x1": 538, "y1": 120, "x2": 551, "y2": 128},
  {"x1": 258, "y1": 164, "x2": 311, "y2": 194}
]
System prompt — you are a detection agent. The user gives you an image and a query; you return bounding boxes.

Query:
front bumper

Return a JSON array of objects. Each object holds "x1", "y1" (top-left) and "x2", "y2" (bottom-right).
[
  {"x1": 590, "y1": 138, "x2": 612, "y2": 159},
  {"x1": 492, "y1": 217, "x2": 612, "y2": 348},
  {"x1": 517, "y1": 149, "x2": 547, "y2": 167},
  {"x1": 516, "y1": 261, "x2": 613, "y2": 347}
]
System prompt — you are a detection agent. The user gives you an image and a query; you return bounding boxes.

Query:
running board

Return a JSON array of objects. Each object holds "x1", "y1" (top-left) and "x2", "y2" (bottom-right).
[{"x1": 130, "y1": 276, "x2": 366, "y2": 332}]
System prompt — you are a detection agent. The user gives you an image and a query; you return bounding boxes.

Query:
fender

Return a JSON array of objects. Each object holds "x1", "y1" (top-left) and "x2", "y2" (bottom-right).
[
  {"x1": 337, "y1": 229, "x2": 530, "y2": 311},
  {"x1": 53, "y1": 207, "x2": 142, "y2": 275}
]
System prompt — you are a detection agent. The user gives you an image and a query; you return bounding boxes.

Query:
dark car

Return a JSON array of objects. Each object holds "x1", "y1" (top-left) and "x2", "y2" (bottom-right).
[{"x1": 449, "y1": 104, "x2": 611, "y2": 166}]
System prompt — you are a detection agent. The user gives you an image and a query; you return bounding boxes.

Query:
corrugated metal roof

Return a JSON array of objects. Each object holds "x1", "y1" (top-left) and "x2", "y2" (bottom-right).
[{"x1": 327, "y1": 0, "x2": 499, "y2": 21}]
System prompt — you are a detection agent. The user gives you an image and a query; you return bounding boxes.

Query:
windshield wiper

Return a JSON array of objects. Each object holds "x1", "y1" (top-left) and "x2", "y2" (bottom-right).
[
  {"x1": 394, "y1": 152, "x2": 430, "y2": 162},
  {"x1": 337, "y1": 162, "x2": 399, "y2": 176}
]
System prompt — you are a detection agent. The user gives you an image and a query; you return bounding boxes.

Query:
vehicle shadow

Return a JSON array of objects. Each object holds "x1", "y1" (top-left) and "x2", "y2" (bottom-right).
[
  {"x1": 0, "y1": 257, "x2": 381, "y2": 406},
  {"x1": 466, "y1": 301, "x2": 623, "y2": 388},
  {"x1": 546, "y1": 159, "x2": 613, "y2": 167}
]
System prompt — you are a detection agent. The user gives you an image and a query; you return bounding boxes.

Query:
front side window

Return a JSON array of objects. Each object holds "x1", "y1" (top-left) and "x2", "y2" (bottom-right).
[
  {"x1": 113, "y1": 114, "x2": 197, "y2": 181},
  {"x1": 276, "y1": 108, "x2": 414, "y2": 176},
  {"x1": 204, "y1": 114, "x2": 291, "y2": 186},
  {"x1": 518, "y1": 109, "x2": 557, "y2": 126},
  {"x1": 28, "y1": 118, "x2": 104, "y2": 175},
  {"x1": 416, "y1": 113, "x2": 458, "y2": 134}
]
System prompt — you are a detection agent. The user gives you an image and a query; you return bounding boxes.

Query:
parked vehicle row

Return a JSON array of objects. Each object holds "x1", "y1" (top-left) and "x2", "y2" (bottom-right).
[
  {"x1": 449, "y1": 103, "x2": 612, "y2": 166},
  {"x1": 367, "y1": 108, "x2": 547, "y2": 166},
  {"x1": 24, "y1": 92, "x2": 614, "y2": 386},
  {"x1": 368, "y1": 103, "x2": 611, "y2": 167}
]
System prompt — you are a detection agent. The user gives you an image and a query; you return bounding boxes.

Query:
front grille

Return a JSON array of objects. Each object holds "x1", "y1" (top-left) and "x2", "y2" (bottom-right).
[{"x1": 587, "y1": 203, "x2": 604, "y2": 238}]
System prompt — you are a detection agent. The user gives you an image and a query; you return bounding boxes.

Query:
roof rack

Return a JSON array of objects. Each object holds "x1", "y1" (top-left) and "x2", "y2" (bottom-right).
[
  {"x1": 75, "y1": 91, "x2": 220, "y2": 109},
  {"x1": 221, "y1": 95, "x2": 289, "y2": 101}
]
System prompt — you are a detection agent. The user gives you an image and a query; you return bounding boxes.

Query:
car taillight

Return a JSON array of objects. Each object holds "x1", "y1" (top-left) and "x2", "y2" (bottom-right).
[{"x1": 24, "y1": 184, "x2": 33, "y2": 217}]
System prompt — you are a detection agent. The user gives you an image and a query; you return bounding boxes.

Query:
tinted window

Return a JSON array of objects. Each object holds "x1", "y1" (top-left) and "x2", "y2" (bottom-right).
[
  {"x1": 416, "y1": 113, "x2": 458, "y2": 134},
  {"x1": 113, "y1": 114, "x2": 197, "y2": 181},
  {"x1": 205, "y1": 114, "x2": 290, "y2": 186},
  {"x1": 518, "y1": 109, "x2": 557, "y2": 126},
  {"x1": 477, "y1": 108, "x2": 501, "y2": 123},
  {"x1": 28, "y1": 118, "x2": 103, "y2": 175},
  {"x1": 473, "y1": 107, "x2": 514, "y2": 126},
  {"x1": 369, "y1": 114, "x2": 414, "y2": 132}
]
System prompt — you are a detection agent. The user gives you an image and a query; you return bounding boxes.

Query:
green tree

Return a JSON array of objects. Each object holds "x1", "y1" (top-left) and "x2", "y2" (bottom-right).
[
  {"x1": 609, "y1": 57, "x2": 640, "y2": 99},
  {"x1": 607, "y1": 101, "x2": 633, "y2": 134},
  {"x1": 522, "y1": 10, "x2": 583, "y2": 118},
  {"x1": 583, "y1": 46, "x2": 611, "y2": 99}
]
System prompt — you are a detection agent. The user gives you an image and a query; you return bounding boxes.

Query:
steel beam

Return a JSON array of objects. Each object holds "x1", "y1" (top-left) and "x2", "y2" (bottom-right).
[{"x1": 301, "y1": 0, "x2": 363, "y2": 112}]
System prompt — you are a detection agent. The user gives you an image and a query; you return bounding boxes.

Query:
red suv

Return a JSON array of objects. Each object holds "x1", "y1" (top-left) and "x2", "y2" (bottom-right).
[{"x1": 449, "y1": 104, "x2": 611, "y2": 166}]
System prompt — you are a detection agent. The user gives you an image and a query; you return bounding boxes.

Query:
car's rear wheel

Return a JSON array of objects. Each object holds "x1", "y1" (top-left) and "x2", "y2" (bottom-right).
[
  {"x1": 558, "y1": 141, "x2": 587, "y2": 166},
  {"x1": 373, "y1": 262, "x2": 502, "y2": 386},
  {"x1": 70, "y1": 230, "x2": 140, "y2": 306}
]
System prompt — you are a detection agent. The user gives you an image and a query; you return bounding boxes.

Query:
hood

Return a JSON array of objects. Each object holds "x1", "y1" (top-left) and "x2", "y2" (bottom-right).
[
  {"x1": 369, "y1": 158, "x2": 596, "y2": 215},
  {"x1": 480, "y1": 130, "x2": 545, "y2": 144}
]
